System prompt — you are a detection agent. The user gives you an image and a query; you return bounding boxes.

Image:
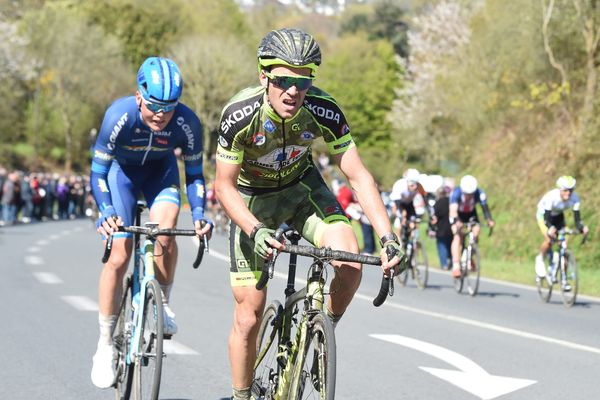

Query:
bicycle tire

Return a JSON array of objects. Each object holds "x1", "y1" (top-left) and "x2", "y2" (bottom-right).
[
  {"x1": 536, "y1": 259, "x2": 554, "y2": 303},
  {"x1": 465, "y1": 244, "x2": 481, "y2": 296},
  {"x1": 253, "y1": 301, "x2": 282, "y2": 400},
  {"x1": 114, "y1": 274, "x2": 134, "y2": 400},
  {"x1": 413, "y1": 240, "x2": 429, "y2": 290},
  {"x1": 560, "y1": 250, "x2": 578, "y2": 308},
  {"x1": 132, "y1": 280, "x2": 164, "y2": 400},
  {"x1": 288, "y1": 312, "x2": 336, "y2": 400}
]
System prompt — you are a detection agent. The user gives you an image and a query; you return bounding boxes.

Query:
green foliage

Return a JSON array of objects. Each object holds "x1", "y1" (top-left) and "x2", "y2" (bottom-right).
[{"x1": 319, "y1": 34, "x2": 403, "y2": 186}]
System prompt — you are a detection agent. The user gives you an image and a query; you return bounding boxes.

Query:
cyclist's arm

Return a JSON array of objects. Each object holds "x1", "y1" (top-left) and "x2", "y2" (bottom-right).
[
  {"x1": 214, "y1": 160, "x2": 260, "y2": 237},
  {"x1": 334, "y1": 147, "x2": 391, "y2": 240},
  {"x1": 180, "y1": 115, "x2": 207, "y2": 224}
]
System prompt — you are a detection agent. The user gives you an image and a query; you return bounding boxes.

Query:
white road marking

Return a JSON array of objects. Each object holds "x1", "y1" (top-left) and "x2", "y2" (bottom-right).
[
  {"x1": 33, "y1": 272, "x2": 63, "y2": 284},
  {"x1": 163, "y1": 340, "x2": 199, "y2": 355},
  {"x1": 372, "y1": 334, "x2": 536, "y2": 399},
  {"x1": 207, "y1": 247, "x2": 600, "y2": 355},
  {"x1": 28, "y1": 246, "x2": 41, "y2": 253},
  {"x1": 35, "y1": 239, "x2": 49, "y2": 246},
  {"x1": 49, "y1": 234, "x2": 60, "y2": 240},
  {"x1": 61, "y1": 295, "x2": 98, "y2": 311},
  {"x1": 24, "y1": 255, "x2": 44, "y2": 266}
]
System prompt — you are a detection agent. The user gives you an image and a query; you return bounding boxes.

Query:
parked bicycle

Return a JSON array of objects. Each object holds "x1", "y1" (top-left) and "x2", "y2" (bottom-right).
[
  {"x1": 536, "y1": 228, "x2": 587, "y2": 308},
  {"x1": 103, "y1": 201, "x2": 207, "y2": 400},
  {"x1": 396, "y1": 217, "x2": 428, "y2": 289},
  {"x1": 453, "y1": 218, "x2": 492, "y2": 296},
  {"x1": 251, "y1": 226, "x2": 398, "y2": 400}
]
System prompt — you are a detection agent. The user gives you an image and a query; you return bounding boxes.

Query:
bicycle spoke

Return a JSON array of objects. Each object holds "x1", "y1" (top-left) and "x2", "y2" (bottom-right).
[
  {"x1": 253, "y1": 302, "x2": 282, "y2": 399},
  {"x1": 289, "y1": 313, "x2": 335, "y2": 400},
  {"x1": 560, "y1": 251, "x2": 578, "y2": 307},
  {"x1": 132, "y1": 280, "x2": 163, "y2": 400}
]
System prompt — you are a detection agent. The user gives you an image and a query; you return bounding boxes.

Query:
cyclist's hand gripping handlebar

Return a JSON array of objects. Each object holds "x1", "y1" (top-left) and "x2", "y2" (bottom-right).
[{"x1": 255, "y1": 227, "x2": 285, "y2": 290}]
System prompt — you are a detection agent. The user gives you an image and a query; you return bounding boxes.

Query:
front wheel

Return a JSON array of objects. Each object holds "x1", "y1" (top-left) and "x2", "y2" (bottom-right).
[
  {"x1": 453, "y1": 248, "x2": 466, "y2": 294},
  {"x1": 114, "y1": 274, "x2": 134, "y2": 400},
  {"x1": 536, "y1": 261, "x2": 554, "y2": 303},
  {"x1": 132, "y1": 280, "x2": 164, "y2": 400},
  {"x1": 413, "y1": 240, "x2": 429, "y2": 289},
  {"x1": 465, "y1": 244, "x2": 481, "y2": 296},
  {"x1": 252, "y1": 301, "x2": 282, "y2": 400},
  {"x1": 560, "y1": 250, "x2": 578, "y2": 308},
  {"x1": 288, "y1": 312, "x2": 336, "y2": 400}
]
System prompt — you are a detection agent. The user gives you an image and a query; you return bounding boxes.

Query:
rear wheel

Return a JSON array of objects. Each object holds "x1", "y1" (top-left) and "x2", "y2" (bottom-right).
[
  {"x1": 413, "y1": 240, "x2": 429, "y2": 289},
  {"x1": 252, "y1": 301, "x2": 282, "y2": 400},
  {"x1": 288, "y1": 312, "x2": 336, "y2": 400},
  {"x1": 132, "y1": 280, "x2": 163, "y2": 400},
  {"x1": 114, "y1": 274, "x2": 134, "y2": 400},
  {"x1": 560, "y1": 250, "x2": 578, "y2": 308},
  {"x1": 465, "y1": 244, "x2": 481, "y2": 296}
]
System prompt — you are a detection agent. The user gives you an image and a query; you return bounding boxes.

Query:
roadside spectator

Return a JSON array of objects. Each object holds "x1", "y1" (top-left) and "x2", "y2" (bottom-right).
[
  {"x1": 56, "y1": 176, "x2": 70, "y2": 220},
  {"x1": 31, "y1": 174, "x2": 45, "y2": 221},
  {"x1": 19, "y1": 173, "x2": 33, "y2": 223},
  {"x1": 1, "y1": 171, "x2": 20, "y2": 226},
  {"x1": 431, "y1": 186, "x2": 453, "y2": 270}
]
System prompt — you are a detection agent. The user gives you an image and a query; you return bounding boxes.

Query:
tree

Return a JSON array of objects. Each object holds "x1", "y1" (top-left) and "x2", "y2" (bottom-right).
[
  {"x1": 168, "y1": 35, "x2": 256, "y2": 162},
  {"x1": 21, "y1": 4, "x2": 131, "y2": 171},
  {"x1": 319, "y1": 33, "x2": 403, "y2": 186}
]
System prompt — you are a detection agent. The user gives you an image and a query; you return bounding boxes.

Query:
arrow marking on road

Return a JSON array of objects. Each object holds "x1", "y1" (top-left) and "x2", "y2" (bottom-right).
[{"x1": 371, "y1": 334, "x2": 536, "y2": 399}]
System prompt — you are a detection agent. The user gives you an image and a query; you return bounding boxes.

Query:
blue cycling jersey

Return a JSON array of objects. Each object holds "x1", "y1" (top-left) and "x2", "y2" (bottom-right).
[
  {"x1": 90, "y1": 96, "x2": 206, "y2": 223},
  {"x1": 449, "y1": 187, "x2": 487, "y2": 214}
]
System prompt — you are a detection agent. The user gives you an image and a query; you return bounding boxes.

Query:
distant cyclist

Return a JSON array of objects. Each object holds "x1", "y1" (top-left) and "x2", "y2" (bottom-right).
[
  {"x1": 534, "y1": 176, "x2": 589, "y2": 290},
  {"x1": 214, "y1": 28, "x2": 405, "y2": 400},
  {"x1": 450, "y1": 175, "x2": 495, "y2": 277},
  {"x1": 389, "y1": 168, "x2": 428, "y2": 245},
  {"x1": 89, "y1": 57, "x2": 212, "y2": 389}
]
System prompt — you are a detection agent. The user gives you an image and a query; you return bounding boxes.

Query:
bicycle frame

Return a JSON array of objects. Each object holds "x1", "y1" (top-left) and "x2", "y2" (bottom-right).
[{"x1": 254, "y1": 233, "x2": 327, "y2": 399}]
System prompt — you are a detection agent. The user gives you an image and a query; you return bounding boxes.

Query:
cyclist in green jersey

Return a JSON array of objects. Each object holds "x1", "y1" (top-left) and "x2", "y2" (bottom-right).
[{"x1": 214, "y1": 28, "x2": 405, "y2": 400}]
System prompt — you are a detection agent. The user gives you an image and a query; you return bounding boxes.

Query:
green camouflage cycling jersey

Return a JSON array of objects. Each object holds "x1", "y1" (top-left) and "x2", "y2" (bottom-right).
[{"x1": 216, "y1": 85, "x2": 354, "y2": 192}]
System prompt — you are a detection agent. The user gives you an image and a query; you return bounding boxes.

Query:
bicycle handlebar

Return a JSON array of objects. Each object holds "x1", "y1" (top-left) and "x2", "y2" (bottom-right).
[
  {"x1": 101, "y1": 225, "x2": 208, "y2": 268},
  {"x1": 255, "y1": 242, "x2": 397, "y2": 307}
]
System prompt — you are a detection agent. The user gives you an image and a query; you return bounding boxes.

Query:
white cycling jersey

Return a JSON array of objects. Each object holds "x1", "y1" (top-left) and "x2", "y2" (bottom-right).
[{"x1": 536, "y1": 188, "x2": 580, "y2": 216}]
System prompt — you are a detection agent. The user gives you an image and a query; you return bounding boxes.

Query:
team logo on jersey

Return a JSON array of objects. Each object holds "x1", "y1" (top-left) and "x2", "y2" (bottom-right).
[
  {"x1": 291, "y1": 123, "x2": 301, "y2": 131},
  {"x1": 253, "y1": 132, "x2": 266, "y2": 146},
  {"x1": 248, "y1": 145, "x2": 307, "y2": 170},
  {"x1": 219, "y1": 136, "x2": 228, "y2": 148},
  {"x1": 135, "y1": 128, "x2": 141, "y2": 134},
  {"x1": 341, "y1": 124, "x2": 350, "y2": 135},
  {"x1": 98, "y1": 178, "x2": 109, "y2": 193},
  {"x1": 300, "y1": 131, "x2": 315, "y2": 140},
  {"x1": 263, "y1": 119, "x2": 276, "y2": 133}
]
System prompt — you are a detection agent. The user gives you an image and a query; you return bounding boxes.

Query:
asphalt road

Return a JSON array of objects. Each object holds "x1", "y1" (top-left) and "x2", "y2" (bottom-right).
[{"x1": 1, "y1": 216, "x2": 599, "y2": 399}]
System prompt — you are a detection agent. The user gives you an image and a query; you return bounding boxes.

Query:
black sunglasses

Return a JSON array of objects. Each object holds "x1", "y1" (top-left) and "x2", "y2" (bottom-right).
[{"x1": 265, "y1": 71, "x2": 312, "y2": 91}]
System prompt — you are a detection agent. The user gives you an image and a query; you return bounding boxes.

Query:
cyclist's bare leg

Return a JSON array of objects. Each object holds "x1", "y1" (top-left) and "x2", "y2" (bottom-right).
[
  {"x1": 471, "y1": 224, "x2": 481, "y2": 242},
  {"x1": 451, "y1": 233, "x2": 463, "y2": 266},
  {"x1": 319, "y1": 222, "x2": 361, "y2": 318},
  {"x1": 149, "y1": 202, "x2": 180, "y2": 288},
  {"x1": 98, "y1": 237, "x2": 133, "y2": 317},
  {"x1": 229, "y1": 286, "x2": 267, "y2": 391}
]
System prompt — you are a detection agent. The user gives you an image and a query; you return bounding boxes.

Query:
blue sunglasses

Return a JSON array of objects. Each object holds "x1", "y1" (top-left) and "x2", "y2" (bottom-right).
[
  {"x1": 265, "y1": 71, "x2": 313, "y2": 91},
  {"x1": 142, "y1": 98, "x2": 178, "y2": 113}
]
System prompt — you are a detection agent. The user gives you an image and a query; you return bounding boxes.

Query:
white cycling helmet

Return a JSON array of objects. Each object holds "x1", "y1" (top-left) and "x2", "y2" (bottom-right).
[
  {"x1": 556, "y1": 175, "x2": 576, "y2": 190},
  {"x1": 460, "y1": 175, "x2": 478, "y2": 194},
  {"x1": 404, "y1": 168, "x2": 420, "y2": 184}
]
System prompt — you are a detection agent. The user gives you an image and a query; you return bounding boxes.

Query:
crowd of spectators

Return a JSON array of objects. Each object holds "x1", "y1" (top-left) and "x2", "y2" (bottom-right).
[{"x1": 0, "y1": 166, "x2": 94, "y2": 227}]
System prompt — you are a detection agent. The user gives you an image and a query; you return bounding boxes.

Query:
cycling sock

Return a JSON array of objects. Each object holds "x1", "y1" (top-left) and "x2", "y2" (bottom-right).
[
  {"x1": 231, "y1": 386, "x2": 251, "y2": 400},
  {"x1": 326, "y1": 307, "x2": 343, "y2": 329},
  {"x1": 160, "y1": 283, "x2": 173, "y2": 304},
  {"x1": 98, "y1": 314, "x2": 117, "y2": 346}
]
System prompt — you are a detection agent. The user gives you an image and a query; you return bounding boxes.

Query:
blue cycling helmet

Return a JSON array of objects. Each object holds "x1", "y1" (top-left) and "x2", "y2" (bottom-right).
[{"x1": 137, "y1": 57, "x2": 183, "y2": 104}]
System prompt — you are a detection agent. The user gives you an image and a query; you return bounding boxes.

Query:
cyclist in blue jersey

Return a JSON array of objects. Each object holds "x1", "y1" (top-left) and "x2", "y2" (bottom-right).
[
  {"x1": 89, "y1": 57, "x2": 212, "y2": 389},
  {"x1": 214, "y1": 28, "x2": 405, "y2": 400},
  {"x1": 449, "y1": 175, "x2": 495, "y2": 277}
]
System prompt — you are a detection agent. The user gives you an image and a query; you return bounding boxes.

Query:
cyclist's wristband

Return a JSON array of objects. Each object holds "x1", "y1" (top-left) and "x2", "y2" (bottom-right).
[
  {"x1": 249, "y1": 222, "x2": 267, "y2": 240},
  {"x1": 379, "y1": 232, "x2": 399, "y2": 247}
]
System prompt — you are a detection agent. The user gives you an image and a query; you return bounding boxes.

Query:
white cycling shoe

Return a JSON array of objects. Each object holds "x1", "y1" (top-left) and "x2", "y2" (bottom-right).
[
  {"x1": 163, "y1": 304, "x2": 178, "y2": 337},
  {"x1": 91, "y1": 343, "x2": 116, "y2": 389},
  {"x1": 535, "y1": 254, "x2": 546, "y2": 278}
]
